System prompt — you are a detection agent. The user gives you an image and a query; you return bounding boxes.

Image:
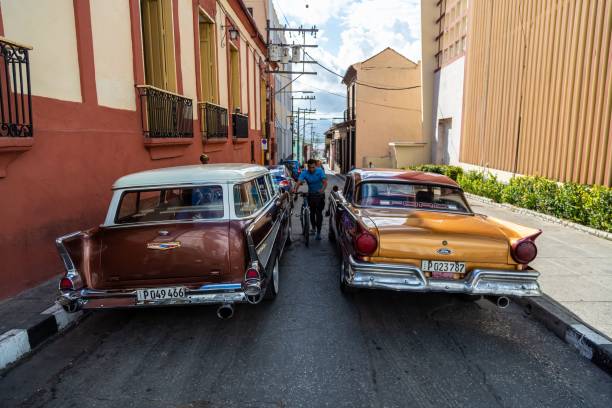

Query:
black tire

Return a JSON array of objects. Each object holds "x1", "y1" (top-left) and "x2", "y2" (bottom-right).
[
  {"x1": 264, "y1": 258, "x2": 280, "y2": 301},
  {"x1": 303, "y1": 209, "x2": 310, "y2": 247},
  {"x1": 456, "y1": 294, "x2": 481, "y2": 303},
  {"x1": 328, "y1": 216, "x2": 336, "y2": 242}
]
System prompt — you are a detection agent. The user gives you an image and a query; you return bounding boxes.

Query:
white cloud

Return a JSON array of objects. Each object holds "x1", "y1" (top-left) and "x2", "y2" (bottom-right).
[
  {"x1": 274, "y1": 0, "x2": 352, "y2": 26},
  {"x1": 272, "y1": 0, "x2": 422, "y2": 120}
]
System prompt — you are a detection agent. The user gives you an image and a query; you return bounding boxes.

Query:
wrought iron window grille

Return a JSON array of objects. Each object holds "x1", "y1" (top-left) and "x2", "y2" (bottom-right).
[
  {"x1": 200, "y1": 102, "x2": 228, "y2": 140},
  {"x1": 137, "y1": 85, "x2": 193, "y2": 138},
  {"x1": 0, "y1": 38, "x2": 33, "y2": 137},
  {"x1": 232, "y1": 112, "x2": 249, "y2": 139}
]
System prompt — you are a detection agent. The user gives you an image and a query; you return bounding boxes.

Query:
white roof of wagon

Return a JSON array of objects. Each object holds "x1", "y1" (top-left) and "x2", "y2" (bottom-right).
[{"x1": 113, "y1": 164, "x2": 268, "y2": 189}]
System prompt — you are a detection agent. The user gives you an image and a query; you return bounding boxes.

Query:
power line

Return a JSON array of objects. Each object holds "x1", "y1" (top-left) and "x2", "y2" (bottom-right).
[
  {"x1": 304, "y1": 51, "x2": 422, "y2": 91},
  {"x1": 275, "y1": 73, "x2": 302, "y2": 95},
  {"x1": 282, "y1": 75, "x2": 421, "y2": 113}
]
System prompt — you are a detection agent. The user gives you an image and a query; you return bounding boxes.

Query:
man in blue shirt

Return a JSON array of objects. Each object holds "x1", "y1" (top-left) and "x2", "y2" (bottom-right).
[{"x1": 294, "y1": 159, "x2": 328, "y2": 240}]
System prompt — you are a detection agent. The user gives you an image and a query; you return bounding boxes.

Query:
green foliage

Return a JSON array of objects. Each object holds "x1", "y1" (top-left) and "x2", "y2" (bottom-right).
[
  {"x1": 459, "y1": 171, "x2": 504, "y2": 203},
  {"x1": 408, "y1": 164, "x2": 464, "y2": 181},
  {"x1": 408, "y1": 164, "x2": 612, "y2": 233}
]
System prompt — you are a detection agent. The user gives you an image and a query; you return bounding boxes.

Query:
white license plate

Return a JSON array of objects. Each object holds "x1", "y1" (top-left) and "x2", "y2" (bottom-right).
[
  {"x1": 136, "y1": 287, "x2": 187, "y2": 302},
  {"x1": 421, "y1": 260, "x2": 466, "y2": 274}
]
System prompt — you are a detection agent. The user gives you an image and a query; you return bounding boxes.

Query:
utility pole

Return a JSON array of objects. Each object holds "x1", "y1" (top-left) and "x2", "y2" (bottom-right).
[
  {"x1": 293, "y1": 108, "x2": 315, "y2": 163},
  {"x1": 300, "y1": 109, "x2": 316, "y2": 163},
  {"x1": 266, "y1": 23, "x2": 319, "y2": 75}
]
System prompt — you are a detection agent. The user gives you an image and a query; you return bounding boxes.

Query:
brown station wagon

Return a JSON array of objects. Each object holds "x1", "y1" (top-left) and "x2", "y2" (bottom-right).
[{"x1": 55, "y1": 164, "x2": 292, "y2": 319}]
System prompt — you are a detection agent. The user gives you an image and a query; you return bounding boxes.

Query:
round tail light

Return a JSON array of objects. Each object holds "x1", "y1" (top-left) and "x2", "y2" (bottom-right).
[
  {"x1": 245, "y1": 268, "x2": 260, "y2": 280},
  {"x1": 59, "y1": 277, "x2": 74, "y2": 290},
  {"x1": 355, "y1": 232, "x2": 377, "y2": 256},
  {"x1": 279, "y1": 180, "x2": 290, "y2": 188},
  {"x1": 512, "y1": 240, "x2": 537, "y2": 264}
]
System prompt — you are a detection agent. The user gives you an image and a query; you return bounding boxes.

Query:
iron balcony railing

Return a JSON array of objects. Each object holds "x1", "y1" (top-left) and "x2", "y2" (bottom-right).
[
  {"x1": 0, "y1": 37, "x2": 33, "y2": 137},
  {"x1": 200, "y1": 102, "x2": 228, "y2": 140},
  {"x1": 136, "y1": 85, "x2": 193, "y2": 138},
  {"x1": 232, "y1": 112, "x2": 249, "y2": 139}
]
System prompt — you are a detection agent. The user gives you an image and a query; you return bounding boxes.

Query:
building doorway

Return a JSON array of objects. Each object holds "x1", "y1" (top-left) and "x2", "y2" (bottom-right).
[{"x1": 437, "y1": 118, "x2": 452, "y2": 164}]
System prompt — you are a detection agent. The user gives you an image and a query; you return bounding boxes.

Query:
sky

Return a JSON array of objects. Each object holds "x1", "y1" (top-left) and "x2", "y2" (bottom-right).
[{"x1": 272, "y1": 0, "x2": 421, "y2": 145}]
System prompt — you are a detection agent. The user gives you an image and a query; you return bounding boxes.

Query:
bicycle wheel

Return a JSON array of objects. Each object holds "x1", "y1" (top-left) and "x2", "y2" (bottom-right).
[{"x1": 303, "y1": 207, "x2": 310, "y2": 247}]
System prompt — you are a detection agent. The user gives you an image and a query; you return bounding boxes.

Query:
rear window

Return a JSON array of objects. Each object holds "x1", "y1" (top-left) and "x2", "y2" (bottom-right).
[
  {"x1": 115, "y1": 185, "x2": 224, "y2": 224},
  {"x1": 355, "y1": 182, "x2": 471, "y2": 213}
]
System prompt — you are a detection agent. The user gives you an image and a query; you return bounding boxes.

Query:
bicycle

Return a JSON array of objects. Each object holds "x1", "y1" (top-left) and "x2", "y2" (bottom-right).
[{"x1": 298, "y1": 192, "x2": 311, "y2": 247}]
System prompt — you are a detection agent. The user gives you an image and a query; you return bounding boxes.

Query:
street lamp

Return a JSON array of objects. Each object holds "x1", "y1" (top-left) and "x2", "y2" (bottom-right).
[{"x1": 228, "y1": 27, "x2": 239, "y2": 41}]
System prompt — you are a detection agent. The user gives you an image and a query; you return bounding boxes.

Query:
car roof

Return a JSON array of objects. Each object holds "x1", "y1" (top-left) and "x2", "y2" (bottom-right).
[
  {"x1": 351, "y1": 168, "x2": 460, "y2": 188},
  {"x1": 113, "y1": 164, "x2": 269, "y2": 189}
]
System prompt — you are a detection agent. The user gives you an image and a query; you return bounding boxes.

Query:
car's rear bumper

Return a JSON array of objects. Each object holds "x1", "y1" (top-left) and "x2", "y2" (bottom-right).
[
  {"x1": 57, "y1": 283, "x2": 250, "y2": 312},
  {"x1": 346, "y1": 256, "x2": 541, "y2": 296}
]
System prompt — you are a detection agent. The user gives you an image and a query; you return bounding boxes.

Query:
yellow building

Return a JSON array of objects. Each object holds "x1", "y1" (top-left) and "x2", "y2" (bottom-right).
[
  {"x1": 328, "y1": 48, "x2": 425, "y2": 172},
  {"x1": 423, "y1": 0, "x2": 611, "y2": 186}
]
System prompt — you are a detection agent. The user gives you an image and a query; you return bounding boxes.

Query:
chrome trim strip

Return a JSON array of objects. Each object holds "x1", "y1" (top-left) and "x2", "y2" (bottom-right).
[
  {"x1": 256, "y1": 216, "x2": 282, "y2": 268},
  {"x1": 58, "y1": 286, "x2": 249, "y2": 310},
  {"x1": 55, "y1": 231, "x2": 84, "y2": 275},
  {"x1": 346, "y1": 255, "x2": 541, "y2": 296}
]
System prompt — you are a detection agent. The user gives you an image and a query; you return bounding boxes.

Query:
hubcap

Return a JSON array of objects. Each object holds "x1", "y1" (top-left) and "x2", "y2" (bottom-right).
[{"x1": 273, "y1": 260, "x2": 279, "y2": 293}]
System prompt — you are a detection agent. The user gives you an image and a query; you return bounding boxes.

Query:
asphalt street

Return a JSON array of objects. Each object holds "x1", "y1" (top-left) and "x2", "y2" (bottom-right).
[{"x1": 1, "y1": 175, "x2": 611, "y2": 408}]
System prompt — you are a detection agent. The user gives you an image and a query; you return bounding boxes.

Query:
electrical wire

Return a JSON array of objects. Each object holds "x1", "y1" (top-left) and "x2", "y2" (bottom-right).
[
  {"x1": 304, "y1": 51, "x2": 422, "y2": 91},
  {"x1": 283, "y1": 75, "x2": 421, "y2": 113},
  {"x1": 275, "y1": 73, "x2": 302, "y2": 95}
]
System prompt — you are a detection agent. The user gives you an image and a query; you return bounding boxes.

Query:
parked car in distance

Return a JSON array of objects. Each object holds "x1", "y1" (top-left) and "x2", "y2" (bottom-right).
[
  {"x1": 55, "y1": 164, "x2": 292, "y2": 319},
  {"x1": 282, "y1": 159, "x2": 301, "y2": 180},
  {"x1": 328, "y1": 169, "x2": 542, "y2": 306},
  {"x1": 267, "y1": 164, "x2": 295, "y2": 194}
]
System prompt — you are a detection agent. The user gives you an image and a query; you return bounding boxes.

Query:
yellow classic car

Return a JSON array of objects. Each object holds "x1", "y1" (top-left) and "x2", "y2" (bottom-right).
[{"x1": 328, "y1": 169, "x2": 542, "y2": 304}]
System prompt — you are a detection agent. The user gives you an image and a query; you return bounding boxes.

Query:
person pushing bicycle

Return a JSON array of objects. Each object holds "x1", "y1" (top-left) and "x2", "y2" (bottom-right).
[{"x1": 294, "y1": 159, "x2": 328, "y2": 240}]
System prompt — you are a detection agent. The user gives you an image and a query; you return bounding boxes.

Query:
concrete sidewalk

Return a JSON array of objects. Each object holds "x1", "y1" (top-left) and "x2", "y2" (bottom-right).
[
  {"x1": 0, "y1": 276, "x2": 83, "y2": 370},
  {"x1": 467, "y1": 197, "x2": 612, "y2": 338}
]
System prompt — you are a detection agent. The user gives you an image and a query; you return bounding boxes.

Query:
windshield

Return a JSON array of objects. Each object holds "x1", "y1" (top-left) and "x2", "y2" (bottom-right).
[
  {"x1": 355, "y1": 182, "x2": 471, "y2": 214},
  {"x1": 115, "y1": 185, "x2": 224, "y2": 224}
]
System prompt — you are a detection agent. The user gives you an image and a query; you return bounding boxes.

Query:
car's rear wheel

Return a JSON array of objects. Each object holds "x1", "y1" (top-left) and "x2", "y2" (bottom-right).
[
  {"x1": 264, "y1": 258, "x2": 279, "y2": 301},
  {"x1": 328, "y1": 216, "x2": 336, "y2": 242},
  {"x1": 456, "y1": 294, "x2": 481, "y2": 303}
]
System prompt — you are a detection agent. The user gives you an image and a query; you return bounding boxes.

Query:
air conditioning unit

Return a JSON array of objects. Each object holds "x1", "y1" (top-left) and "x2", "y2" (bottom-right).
[
  {"x1": 291, "y1": 45, "x2": 301, "y2": 63},
  {"x1": 269, "y1": 44, "x2": 281, "y2": 62},
  {"x1": 280, "y1": 47, "x2": 291, "y2": 64}
]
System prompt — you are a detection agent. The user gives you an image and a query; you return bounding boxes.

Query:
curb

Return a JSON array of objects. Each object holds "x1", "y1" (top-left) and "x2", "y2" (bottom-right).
[
  {"x1": 465, "y1": 193, "x2": 612, "y2": 242},
  {"x1": 0, "y1": 303, "x2": 84, "y2": 371},
  {"x1": 518, "y1": 295, "x2": 612, "y2": 375}
]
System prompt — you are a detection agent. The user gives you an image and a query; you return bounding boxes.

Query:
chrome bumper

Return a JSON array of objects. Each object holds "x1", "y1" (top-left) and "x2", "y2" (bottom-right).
[
  {"x1": 346, "y1": 256, "x2": 541, "y2": 297},
  {"x1": 57, "y1": 284, "x2": 249, "y2": 312}
]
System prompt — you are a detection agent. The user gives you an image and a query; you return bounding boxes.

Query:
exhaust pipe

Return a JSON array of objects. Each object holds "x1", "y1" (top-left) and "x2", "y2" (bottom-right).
[
  {"x1": 216, "y1": 304, "x2": 234, "y2": 320},
  {"x1": 486, "y1": 296, "x2": 510, "y2": 309},
  {"x1": 497, "y1": 296, "x2": 510, "y2": 308}
]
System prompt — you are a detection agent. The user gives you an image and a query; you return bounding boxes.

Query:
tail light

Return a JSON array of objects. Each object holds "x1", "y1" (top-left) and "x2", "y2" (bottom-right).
[
  {"x1": 511, "y1": 231, "x2": 541, "y2": 264},
  {"x1": 355, "y1": 231, "x2": 378, "y2": 256},
  {"x1": 245, "y1": 267, "x2": 260, "y2": 280},
  {"x1": 279, "y1": 179, "x2": 290, "y2": 188},
  {"x1": 59, "y1": 277, "x2": 74, "y2": 290},
  {"x1": 244, "y1": 264, "x2": 262, "y2": 297}
]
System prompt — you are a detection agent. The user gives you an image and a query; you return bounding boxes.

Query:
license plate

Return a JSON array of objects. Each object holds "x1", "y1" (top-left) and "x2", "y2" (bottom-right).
[
  {"x1": 421, "y1": 260, "x2": 466, "y2": 274},
  {"x1": 136, "y1": 287, "x2": 187, "y2": 302}
]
